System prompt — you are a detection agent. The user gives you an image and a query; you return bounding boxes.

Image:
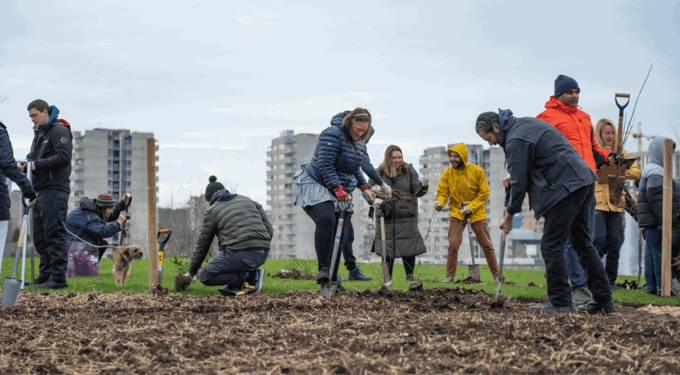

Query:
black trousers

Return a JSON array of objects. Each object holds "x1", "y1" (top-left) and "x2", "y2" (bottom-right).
[
  {"x1": 303, "y1": 201, "x2": 353, "y2": 278},
  {"x1": 387, "y1": 256, "x2": 416, "y2": 276},
  {"x1": 33, "y1": 190, "x2": 69, "y2": 282},
  {"x1": 541, "y1": 184, "x2": 613, "y2": 307}
]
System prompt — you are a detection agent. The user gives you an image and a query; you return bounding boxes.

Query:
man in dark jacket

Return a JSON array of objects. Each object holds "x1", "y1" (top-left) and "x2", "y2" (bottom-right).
[
  {"x1": 25, "y1": 99, "x2": 73, "y2": 289},
  {"x1": 636, "y1": 136, "x2": 680, "y2": 295},
  {"x1": 1, "y1": 121, "x2": 37, "y2": 220},
  {"x1": 476, "y1": 109, "x2": 614, "y2": 314},
  {"x1": 186, "y1": 176, "x2": 272, "y2": 294}
]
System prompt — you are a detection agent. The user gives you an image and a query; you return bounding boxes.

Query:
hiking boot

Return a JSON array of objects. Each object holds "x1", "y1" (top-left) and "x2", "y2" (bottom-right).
[
  {"x1": 444, "y1": 277, "x2": 455, "y2": 283},
  {"x1": 610, "y1": 284, "x2": 619, "y2": 293},
  {"x1": 571, "y1": 288, "x2": 592, "y2": 305},
  {"x1": 671, "y1": 278, "x2": 680, "y2": 296},
  {"x1": 32, "y1": 273, "x2": 51, "y2": 286},
  {"x1": 316, "y1": 268, "x2": 330, "y2": 284},
  {"x1": 38, "y1": 279, "x2": 68, "y2": 290},
  {"x1": 576, "y1": 300, "x2": 616, "y2": 314},
  {"x1": 405, "y1": 274, "x2": 414, "y2": 281},
  {"x1": 348, "y1": 266, "x2": 372, "y2": 281},
  {"x1": 529, "y1": 302, "x2": 574, "y2": 313}
]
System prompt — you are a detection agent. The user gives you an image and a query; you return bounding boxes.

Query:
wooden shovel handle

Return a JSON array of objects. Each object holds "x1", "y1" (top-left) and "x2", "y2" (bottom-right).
[{"x1": 615, "y1": 93, "x2": 630, "y2": 98}]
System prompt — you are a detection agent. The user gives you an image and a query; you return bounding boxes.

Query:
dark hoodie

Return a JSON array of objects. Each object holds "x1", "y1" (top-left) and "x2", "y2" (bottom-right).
[
  {"x1": 65, "y1": 197, "x2": 124, "y2": 246},
  {"x1": 26, "y1": 106, "x2": 73, "y2": 193},
  {"x1": 637, "y1": 136, "x2": 680, "y2": 228}
]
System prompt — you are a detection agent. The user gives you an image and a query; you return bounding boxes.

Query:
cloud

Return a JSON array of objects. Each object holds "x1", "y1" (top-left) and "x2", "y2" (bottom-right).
[
  {"x1": 267, "y1": 23, "x2": 282, "y2": 26},
  {"x1": 235, "y1": 14, "x2": 253, "y2": 25},
  {"x1": 209, "y1": 92, "x2": 392, "y2": 121},
  {"x1": 254, "y1": 13, "x2": 281, "y2": 19}
]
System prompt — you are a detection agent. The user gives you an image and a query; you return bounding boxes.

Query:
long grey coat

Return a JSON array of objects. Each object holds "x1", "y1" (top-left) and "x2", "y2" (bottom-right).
[{"x1": 370, "y1": 164, "x2": 428, "y2": 258}]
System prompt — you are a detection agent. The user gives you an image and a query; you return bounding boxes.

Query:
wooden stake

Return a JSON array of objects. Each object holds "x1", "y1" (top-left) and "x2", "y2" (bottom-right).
[
  {"x1": 660, "y1": 139, "x2": 673, "y2": 297},
  {"x1": 146, "y1": 138, "x2": 159, "y2": 292}
]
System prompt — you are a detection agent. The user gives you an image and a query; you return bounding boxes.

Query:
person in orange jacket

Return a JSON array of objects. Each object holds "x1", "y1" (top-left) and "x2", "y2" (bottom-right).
[
  {"x1": 434, "y1": 143, "x2": 499, "y2": 283},
  {"x1": 537, "y1": 75, "x2": 616, "y2": 305}
]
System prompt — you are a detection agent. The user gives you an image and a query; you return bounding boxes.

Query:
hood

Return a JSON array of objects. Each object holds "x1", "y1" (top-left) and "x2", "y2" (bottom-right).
[
  {"x1": 497, "y1": 108, "x2": 514, "y2": 148},
  {"x1": 0, "y1": 121, "x2": 6, "y2": 131},
  {"x1": 448, "y1": 143, "x2": 468, "y2": 166},
  {"x1": 37, "y1": 105, "x2": 60, "y2": 139},
  {"x1": 544, "y1": 96, "x2": 577, "y2": 114},
  {"x1": 331, "y1": 110, "x2": 375, "y2": 143},
  {"x1": 648, "y1": 136, "x2": 671, "y2": 167},
  {"x1": 209, "y1": 189, "x2": 238, "y2": 205},
  {"x1": 78, "y1": 196, "x2": 99, "y2": 213}
]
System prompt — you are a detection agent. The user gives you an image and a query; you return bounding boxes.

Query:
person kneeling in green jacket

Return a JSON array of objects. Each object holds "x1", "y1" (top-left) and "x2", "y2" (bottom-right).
[{"x1": 185, "y1": 176, "x2": 273, "y2": 294}]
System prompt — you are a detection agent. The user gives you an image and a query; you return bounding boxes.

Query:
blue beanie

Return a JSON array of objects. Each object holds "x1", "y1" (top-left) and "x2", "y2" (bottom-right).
[{"x1": 554, "y1": 74, "x2": 580, "y2": 98}]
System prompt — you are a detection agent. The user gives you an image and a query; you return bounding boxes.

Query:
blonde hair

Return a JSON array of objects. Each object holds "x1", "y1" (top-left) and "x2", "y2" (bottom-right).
[
  {"x1": 595, "y1": 118, "x2": 616, "y2": 149},
  {"x1": 378, "y1": 145, "x2": 410, "y2": 179},
  {"x1": 343, "y1": 108, "x2": 372, "y2": 145}
]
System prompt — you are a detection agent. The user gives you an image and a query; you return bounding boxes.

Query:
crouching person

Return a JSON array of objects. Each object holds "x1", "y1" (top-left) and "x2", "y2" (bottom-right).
[
  {"x1": 65, "y1": 193, "x2": 128, "y2": 277},
  {"x1": 186, "y1": 176, "x2": 272, "y2": 295}
]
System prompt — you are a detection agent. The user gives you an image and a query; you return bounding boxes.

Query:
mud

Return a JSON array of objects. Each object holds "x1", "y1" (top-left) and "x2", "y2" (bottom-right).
[
  {"x1": 0, "y1": 287, "x2": 679, "y2": 374},
  {"x1": 174, "y1": 274, "x2": 192, "y2": 292},
  {"x1": 272, "y1": 269, "x2": 316, "y2": 280}
]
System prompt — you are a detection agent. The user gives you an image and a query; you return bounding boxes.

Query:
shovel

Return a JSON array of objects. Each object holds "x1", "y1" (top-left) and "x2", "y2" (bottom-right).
[
  {"x1": 379, "y1": 210, "x2": 392, "y2": 286},
  {"x1": 154, "y1": 229, "x2": 171, "y2": 295},
  {"x1": 2, "y1": 198, "x2": 34, "y2": 307},
  {"x1": 495, "y1": 229, "x2": 507, "y2": 298},
  {"x1": 637, "y1": 228, "x2": 643, "y2": 286},
  {"x1": 462, "y1": 202, "x2": 480, "y2": 282},
  {"x1": 608, "y1": 93, "x2": 630, "y2": 206},
  {"x1": 320, "y1": 200, "x2": 353, "y2": 297}
]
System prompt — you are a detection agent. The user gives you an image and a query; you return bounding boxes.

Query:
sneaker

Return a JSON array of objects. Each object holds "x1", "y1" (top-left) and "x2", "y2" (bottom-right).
[
  {"x1": 38, "y1": 279, "x2": 68, "y2": 290},
  {"x1": 529, "y1": 302, "x2": 574, "y2": 313},
  {"x1": 671, "y1": 278, "x2": 680, "y2": 296},
  {"x1": 576, "y1": 300, "x2": 616, "y2": 314},
  {"x1": 610, "y1": 284, "x2": 619, "y2": 293},
  {"x1": 348, "y1": 266, "x2": 372, "y2": 281},
  {"x1": 253, "y1": 269, "x2": 265, "y2": 293},
  {"x1": 336, "y1": 275, "x2": 348, "y2": 282},
  {"x1": 571, "y1": 288, "x2": 592, "y2": 305},
  {"x1": 316, "y1": 268, "x2": 330, "y2": 284},
  {"x1": 443, "y1": 277, "x2": 455, "y2": 283},
  {"x1": 405, "y1": 274, "x2": 414, "y2": 282}
]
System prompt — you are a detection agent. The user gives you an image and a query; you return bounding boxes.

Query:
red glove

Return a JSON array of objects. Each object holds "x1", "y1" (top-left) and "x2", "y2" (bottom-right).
[
  {"x1": 359, "y1": 184, "x2": 369, "y2": 191},
  {"x1": 335, "y1": 186, "x2": 349, "y2": 202}
]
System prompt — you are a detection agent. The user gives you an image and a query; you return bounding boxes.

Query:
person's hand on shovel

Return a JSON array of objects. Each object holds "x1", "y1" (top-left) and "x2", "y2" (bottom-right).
[
  {"x1": 335, "y1": 186, "x2": 351, "y2": 202},
  {"x1": 117, "y1": 211, "x2": 127, "y2": 226},
  {"x1": 499, "y1": 213, "x2": 514, "y2": 235},
  {"x1": 460, "y1": 206, "x2": 472, "y2": 216},
  {"x1": 359, "y1": 184, "x2": 375, "y2": 201}
]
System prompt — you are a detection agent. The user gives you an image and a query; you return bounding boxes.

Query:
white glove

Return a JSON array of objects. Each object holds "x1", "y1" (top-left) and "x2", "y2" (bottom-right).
[
  {"x1": 460, "y1": 206, "x2": 472, "y2": 215},
  {"x1": 184, "y1": 272, "x2": 197, "y2": 281},
  {"x1": 373, "y1": 198, "x2": 384, "y2": 208},
  {"x1": 362, "y1": 188, "x2": 376, "y2": 201},
  {"x1": 381, "y1": 183, "x2": 392, "y2": 198},
  {"x1": 434, "y1": 202, "x2": 443, "y2": 212},
  {"x1": 372, "y1": 185, "x2": 383, "y2": 194},
  {"x1": 420, "y1": 177, "x2": 429, "y2": 187}
]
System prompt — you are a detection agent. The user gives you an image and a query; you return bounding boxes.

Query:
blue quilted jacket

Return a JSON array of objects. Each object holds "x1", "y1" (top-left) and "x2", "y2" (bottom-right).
[{"x1": 305, "y1": 112, "x2": 374, "y2": 193}]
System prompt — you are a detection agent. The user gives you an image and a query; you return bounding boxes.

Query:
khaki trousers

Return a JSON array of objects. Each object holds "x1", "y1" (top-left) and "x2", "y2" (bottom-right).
[{"x1": 446, "y1": 217, "x2": 499, "y2": 278}]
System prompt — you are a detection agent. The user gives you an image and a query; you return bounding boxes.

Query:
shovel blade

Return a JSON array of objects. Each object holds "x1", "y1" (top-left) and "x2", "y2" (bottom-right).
[
  {"x1": 319, "y1": 282, "x2": 337, "y2": 297},
  {"x1": 468, "y1": 265, "x2": 480, "y2": 282},
  {"x1": 381, "y1": 263, "x2": 391, "y2": 286},
  {"x1": 1, "y1": 277, "x2": 22, "y2": 307},
  {"x1": 495, "y1": 275, "x2": 505, "y2": 298},
  {"x1": 608, "y1": 176, "x2": 625, "y2": 207}
]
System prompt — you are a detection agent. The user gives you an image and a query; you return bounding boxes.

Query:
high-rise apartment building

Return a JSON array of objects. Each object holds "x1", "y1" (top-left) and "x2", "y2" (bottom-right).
[
  {"x1": 70, "y1": 129, "x2": 157, "y2": 252},
  {"x1": 265, "y1": 130, "x2": 373, "y2": 260}
]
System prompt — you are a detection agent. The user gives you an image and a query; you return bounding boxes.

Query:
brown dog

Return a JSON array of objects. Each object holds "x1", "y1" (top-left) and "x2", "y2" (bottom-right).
[{"x1": 112, "y1": 245, "x2": 144, "y2": 287}]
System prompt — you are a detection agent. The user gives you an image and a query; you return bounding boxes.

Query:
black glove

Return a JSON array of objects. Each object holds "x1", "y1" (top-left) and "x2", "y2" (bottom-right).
[{"x1": 22, "y1": 187, "x2": 37, "y2": 201}]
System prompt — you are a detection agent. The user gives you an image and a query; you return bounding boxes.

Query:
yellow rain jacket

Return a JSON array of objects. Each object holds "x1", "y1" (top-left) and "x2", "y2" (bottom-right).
[
  {"x1": 435, "y1": 143, "x2": 490, "y2": 223},
  {"x1": 595, "y1": 146, "x2": 641, "y2": 212}
]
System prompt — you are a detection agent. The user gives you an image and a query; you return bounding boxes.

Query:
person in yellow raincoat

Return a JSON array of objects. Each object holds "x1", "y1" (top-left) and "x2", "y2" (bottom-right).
[
  {"x1": 434, "y1": 143, "x2": 499, "y2": 282},
  {"x1": 593, "y1": 118, "x2": 641, "y2": 292}
]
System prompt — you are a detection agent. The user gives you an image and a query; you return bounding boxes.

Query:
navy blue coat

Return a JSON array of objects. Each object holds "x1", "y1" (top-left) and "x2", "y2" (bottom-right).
[
  {"x1": 499, "y1": 110, "x2": 598, "y2": 219},
  {"x1": 26, "y1": 106, "x2": 73, "y2": 193},
  {"x1": 305, "y1": 111, "x2": 375, "y2": 193},
  {"x1": 0, "y1": 122, "x2": 34, "y2": 221},
  {"x1": 65, "y1": 197, "x2": 124, "y2": 246},
  {"x1": 637, "y1": 136, "x2": 680, "y2": 228}
]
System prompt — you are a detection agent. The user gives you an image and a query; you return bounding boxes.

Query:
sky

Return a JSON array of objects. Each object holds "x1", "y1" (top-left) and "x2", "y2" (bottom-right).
[{"x1": 1, "y1": 0, "x2": 678, "y2": 208}]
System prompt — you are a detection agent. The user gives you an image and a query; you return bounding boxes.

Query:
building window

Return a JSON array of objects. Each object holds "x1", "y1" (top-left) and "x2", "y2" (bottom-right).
[
  {"x1": 125, "y1": 136, "x2": 132, "y2": 144},
  {"x1": 126, "y1": 171, "x2": 132, "y2": 176},
  {"x1": 125, "y1": 160, "x2": 131, "y2": 165},
  {"x1": 125, "y1": 181, "x2": 131, "y2": 186},
  {"x1": 108, "y1": 180, "x2": 115, "y2": 186},
  {"x1": 125, "y1": 150, "x2": 132, "y2": 155}
]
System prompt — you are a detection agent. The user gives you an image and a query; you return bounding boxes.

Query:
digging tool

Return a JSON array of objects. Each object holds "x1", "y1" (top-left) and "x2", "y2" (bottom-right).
[
  {"x1": 320, "y1": 200, "x2": 353, "y2": 297},
  {"x1": 379, "y1": 207, "x2": 392, "y2": 287},
  {"x1": 608, "y1": 93, "x2": 630, "y2": 207},
  {"x1": 462, "y1": 202, "x2": 480, "y2": 282},
  {"x1": 495, "y1": 186, "x2": 511, "y2": 298},
  {"x1": 2, "y1": 198, "x2": 35, "y2": 307},
  {"x1": 118, "y1": 196, "x2": 132, "y2": 247},
  {"x1": 156, "y1": 229, "x2": 171, "y2": 293}
]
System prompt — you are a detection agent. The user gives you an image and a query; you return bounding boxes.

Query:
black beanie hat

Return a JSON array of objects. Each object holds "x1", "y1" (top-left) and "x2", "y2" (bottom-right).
[{"x1": 205, "y1": 175, "x2": 225, "y2": 201}]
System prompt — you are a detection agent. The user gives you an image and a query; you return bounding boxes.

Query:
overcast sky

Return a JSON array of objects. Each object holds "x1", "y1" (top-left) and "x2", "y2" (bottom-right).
[{"x1": 1, "y1": 1, "x2": 678, "y2": 207}]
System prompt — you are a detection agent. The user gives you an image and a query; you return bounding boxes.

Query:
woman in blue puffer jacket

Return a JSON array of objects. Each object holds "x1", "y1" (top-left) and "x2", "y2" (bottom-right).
[{"x1": 294, "y1": 108, "x2": 391, "y2": 290}]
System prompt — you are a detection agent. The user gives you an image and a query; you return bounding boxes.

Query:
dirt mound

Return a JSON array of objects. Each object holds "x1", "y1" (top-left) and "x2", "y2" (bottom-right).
[
  {"x1": 0, "y1": 287, "x2": 678, "y2": 374},
  {"x1": 271, "y1": 268, "x2": 316, "y2": 280},
  {"x1": 616, "y1": 278, "x2": 642, "y2": 290},
  {"x1": 456, "y1": 276, "x2": 483, "y2": 284},
  {"x1": 174, "y1": 274, "x2": 192, "y2": 292}
]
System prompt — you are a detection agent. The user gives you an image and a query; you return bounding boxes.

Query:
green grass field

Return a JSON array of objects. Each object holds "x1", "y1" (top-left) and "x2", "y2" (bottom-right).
[{"x1": 2, "y1": 257, "x2": 679, "y2": 305}]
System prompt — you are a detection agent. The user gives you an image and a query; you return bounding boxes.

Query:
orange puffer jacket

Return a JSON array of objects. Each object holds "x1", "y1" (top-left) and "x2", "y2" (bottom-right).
[{"x1": 537, "y1": 96, "x2": 611, "y2": 172}]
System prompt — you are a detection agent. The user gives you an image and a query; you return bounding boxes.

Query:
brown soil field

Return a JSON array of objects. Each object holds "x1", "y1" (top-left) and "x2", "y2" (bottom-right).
[{"x1": 1, "y1": 287, "x2": 679, "y2": 374}]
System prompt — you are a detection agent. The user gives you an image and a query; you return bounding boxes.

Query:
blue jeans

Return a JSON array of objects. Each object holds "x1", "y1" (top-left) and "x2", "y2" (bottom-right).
[
  {"x1": 593, "y1": 210, "x2": 624, "y2": 285},
  {"x1": 200, "y1": 246, "x2": 270, "y2": 288},
  {"x1": 564, "y1": 190, "x2": 596, "y2": 292},
  {"x1": 644, "y1": 227, "x2": 662, "y2": 293}
]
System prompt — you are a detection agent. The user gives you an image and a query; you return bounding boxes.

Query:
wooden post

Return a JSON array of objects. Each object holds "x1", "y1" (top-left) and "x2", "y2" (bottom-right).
[
  {"x1": 660, "y1": 138, "x2": 673, "y2": 297},
  {"x1": 146, "y1": 138, "x2": 159, "y2": 291}
]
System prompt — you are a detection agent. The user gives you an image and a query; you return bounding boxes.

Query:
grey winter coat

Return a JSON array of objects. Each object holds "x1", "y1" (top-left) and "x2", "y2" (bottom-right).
[
  {"x1": 370, "y1": 164, "x2": 428, "y2": 258},
  {"x1": 637, "y1": 136, "x2": 680, "y2": 228},
  {"x1": 499, "y1": 110, "x2": 598, "y2": 219},
  {"x1": 189, "y1": 190, "x2": 274, "y2": 275}
]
